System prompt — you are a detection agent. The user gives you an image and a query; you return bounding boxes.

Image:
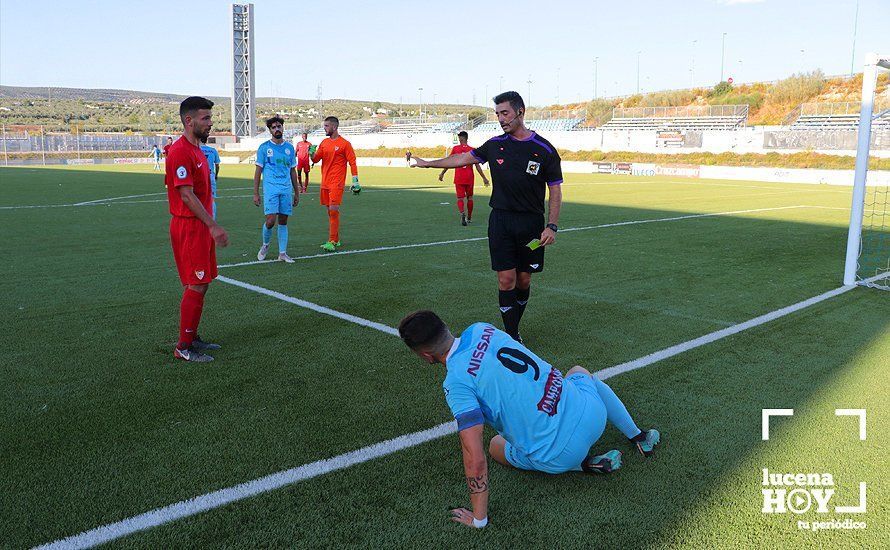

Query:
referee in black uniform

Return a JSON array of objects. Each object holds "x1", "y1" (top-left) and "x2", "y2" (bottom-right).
[{"x1": 409, "y1": 91, "x2": 563, "y2": 341}]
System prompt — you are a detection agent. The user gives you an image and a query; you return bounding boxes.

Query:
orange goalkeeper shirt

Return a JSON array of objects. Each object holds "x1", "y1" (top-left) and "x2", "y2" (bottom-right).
[{"x1": 311, "y1": 135, "x2": 358, "y2": 189}]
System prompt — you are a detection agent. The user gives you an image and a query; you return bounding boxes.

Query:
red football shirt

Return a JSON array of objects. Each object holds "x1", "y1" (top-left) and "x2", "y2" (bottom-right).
[
  {"x1": 451, "y1": 144, "x2": 475, "y2": 185},
  {"x1": 296, "y1": 140, "x2": 311, "y2": 162},
  {"x1": 165, "y1": 136, "x2": 213, "y2": 217}
]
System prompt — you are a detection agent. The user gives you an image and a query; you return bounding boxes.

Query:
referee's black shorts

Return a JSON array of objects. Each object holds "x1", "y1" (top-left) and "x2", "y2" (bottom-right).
[{"x1": 488, "y1": 208, "x2": 545, "y2": 273}]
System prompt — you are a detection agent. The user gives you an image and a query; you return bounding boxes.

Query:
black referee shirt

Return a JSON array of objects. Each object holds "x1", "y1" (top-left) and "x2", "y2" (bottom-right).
[{"x1": 471, "y1": 131, "x2": 563, "y2": 214}]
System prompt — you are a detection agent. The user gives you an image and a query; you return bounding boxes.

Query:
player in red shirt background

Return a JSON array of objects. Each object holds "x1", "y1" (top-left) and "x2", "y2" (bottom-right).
[
  {"x1": 166, "y1": 96, "x2": 229, "y2": 363},
  {"x1": 295, "y1": 132, "x2": 313, "y2": 193},
  {"x1": 162, "y1": 136, "x2": 173, "y2": 159},
  {"x1": 439, "y1": 131, "x2": 489, "y2": 225}
]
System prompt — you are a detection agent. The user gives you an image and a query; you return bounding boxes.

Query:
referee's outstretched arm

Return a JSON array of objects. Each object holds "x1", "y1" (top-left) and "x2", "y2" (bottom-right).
[{"x1": 408, "y1": 151, "x2": 479, "y2": 169}]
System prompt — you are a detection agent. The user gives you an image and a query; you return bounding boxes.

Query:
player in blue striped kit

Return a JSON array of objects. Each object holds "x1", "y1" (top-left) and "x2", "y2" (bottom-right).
[{"x1": 398, "y1": 310, "x2": 659, "y2": 529}]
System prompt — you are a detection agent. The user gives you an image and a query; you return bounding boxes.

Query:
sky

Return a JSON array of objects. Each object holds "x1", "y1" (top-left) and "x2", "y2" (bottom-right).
[{"x1": 1, "y1": 0, "x2": 887, "y2": 107}]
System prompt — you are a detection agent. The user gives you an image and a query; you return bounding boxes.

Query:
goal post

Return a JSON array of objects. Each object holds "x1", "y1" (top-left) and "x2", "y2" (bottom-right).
[{"x1": 843, "y1": 52, "x2": 890, "y2": 289}]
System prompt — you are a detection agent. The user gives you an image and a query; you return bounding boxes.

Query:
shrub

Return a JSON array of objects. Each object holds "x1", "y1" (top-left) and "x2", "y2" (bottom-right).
[
  {"x1": 769, "y1": 70, "x2": 825, "y2": 104},
  {"x1": 710, "y1": 81, "x2": 733, "y2": 97}
]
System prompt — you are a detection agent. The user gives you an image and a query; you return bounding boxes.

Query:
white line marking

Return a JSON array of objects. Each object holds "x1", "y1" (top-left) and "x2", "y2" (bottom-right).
[
  {"x1": 0, "y1": 192, "x2": 310, "y2": 210},
  {"x1": 561, "y1": 205, "x2": 804, "y2": 233},
  {"x1": 34, "y1": 422, "x2": 457, "y2": 550},
  {"x1": 35, "y1": 271, "x2": 878, "y2": 549},
  {"x1": 593, "y1": 284, "x2": 856, "y2": 380},
  {"x1": 219, "y1": 205, "x2": 809, "y2": 269},
  {"x1": 72, "y1": 192, "x2": 168, "y2": 206},
  {"x1": 216, "y1": 276, "x2": 399, "y2": 336},
  {"x1": 0, "y1": 187, "x2": 259, "y2": 210}
]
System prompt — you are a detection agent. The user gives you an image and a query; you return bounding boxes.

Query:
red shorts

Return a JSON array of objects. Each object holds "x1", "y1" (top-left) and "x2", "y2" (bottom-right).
[
  {"x1": 320, "y1": 186, "x2": 344, "y2": 206},
  {"x1": 297, "y1": 159, "x2": 311, "y2": 172},
  {"x1": 455, "y1": 183, "x2": 474, "y2": 198},
  {"x1": 170, "y1": 216, "x2": 217, "y2": 286}
]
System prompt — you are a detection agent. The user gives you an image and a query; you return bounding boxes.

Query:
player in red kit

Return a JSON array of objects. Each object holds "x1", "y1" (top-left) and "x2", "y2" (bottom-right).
[
  {"x1": 439, "y1": 131, "x2": 489, "y2": 226},
  {"x1": 295, "y1": 132, "x2": 313, "y2": 192},
  {"x1": 166, "y1": 96, "x2": 229, "y2": 362}
]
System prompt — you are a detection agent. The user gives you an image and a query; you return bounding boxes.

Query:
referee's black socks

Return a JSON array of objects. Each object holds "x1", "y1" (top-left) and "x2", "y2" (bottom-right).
[
  {"x1": 498, "y1": 288, "x2": 520, "y2": 338},
  {"x1": 515, "y1": 286, "x2": 530, "y2": 324}
]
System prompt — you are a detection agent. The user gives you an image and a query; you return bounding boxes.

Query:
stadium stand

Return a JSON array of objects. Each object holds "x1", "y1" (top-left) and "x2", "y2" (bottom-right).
[
  {"x1": 473, "y1": 118, "x2": 584, "y2": 133},
  {"x1": 790, "y1": 102, "x2": 890, "y2": 130},
  {"x1": 378, "y1": 115, "x2": 468, "y2": 134},
  {"x1": 601, "y1": 105, "x2": 748, "y2": 131}
]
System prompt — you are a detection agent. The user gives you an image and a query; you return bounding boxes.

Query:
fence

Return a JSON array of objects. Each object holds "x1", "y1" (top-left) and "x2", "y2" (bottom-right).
[
  {"x1": 764, "y1": 129, "x2": 890, "y2": 150},
  {"x1": 0, "y1": 126, "x2": 233, "y2": 165},
  {"x1": 388, "y1": 114, "x2": 468, "y2": 125},
  {"x1": 800, "y1": 100, "x2": 890, "y2": 116},
  {"x1": 485, "y1": 109, "x2": 587, "y2": 122},
  {"x1": 612, "y1": 104, "x2": 749, "y2": 119}
]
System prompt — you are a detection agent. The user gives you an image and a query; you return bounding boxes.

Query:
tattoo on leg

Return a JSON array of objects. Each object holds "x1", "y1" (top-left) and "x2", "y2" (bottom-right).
[{"x1": 466, "y1": 473, "x2": 489, "y2": 494}]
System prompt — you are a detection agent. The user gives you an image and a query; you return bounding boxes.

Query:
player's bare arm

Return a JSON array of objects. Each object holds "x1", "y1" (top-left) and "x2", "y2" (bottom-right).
[
  {"x1": 540, "y1": 184, "x2": 562, "y2": 246},
  {"x1": 178, "y1": 185, "x2": 229, "y2": 247},
  {"x1": 438, "y1": 168, "x2": 448, "y2": 182},
  {"x1": 408, "y1": 151, "x2": 479, "y2": 169},
  {"x1": 252, "y1": 165, "x2": 263, "y2": 206},
  {"x1": 451, "y1": 423, "x2": 489, "y2": 528},
  {"x1": 474, "y1": 163, "x2": 490, "y2": 186},
  {"x1": 290, "y1": 167, "x2": 300, "y2": 205}
]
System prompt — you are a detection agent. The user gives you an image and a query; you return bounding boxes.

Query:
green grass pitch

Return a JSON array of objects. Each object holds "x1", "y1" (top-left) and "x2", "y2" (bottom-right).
[{"x1": 1, "y1": 164, "x2": 887, "y2": 548}]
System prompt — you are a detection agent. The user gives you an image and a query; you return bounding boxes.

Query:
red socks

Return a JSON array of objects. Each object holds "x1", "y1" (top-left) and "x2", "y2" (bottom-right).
[
  {"x1": 467, "y1": 198, "x2": 474, "y2": 219},
  {"x1": 457, "y1": 198, "x2": 465, "y2": 213},
  {"x1": 178, "y1": 287, "x2": 204, "y2": 349},
  {"x1": 328, "y1": 209, "x2": 340, "y2": 242}
]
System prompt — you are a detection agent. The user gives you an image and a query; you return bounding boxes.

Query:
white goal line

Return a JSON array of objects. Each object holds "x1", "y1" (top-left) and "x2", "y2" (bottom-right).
[
  {"x1": 218, "y1": 205, "x2": 811, "y2": 269},
  {"x1": 33, "y1": 270, "x2": 884, "y2": 550}
]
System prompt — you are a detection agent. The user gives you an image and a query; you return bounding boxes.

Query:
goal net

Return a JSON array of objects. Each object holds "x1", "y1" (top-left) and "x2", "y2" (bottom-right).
[{"x1": 843, "y1": 53, "x2": 890, "y2": 290}]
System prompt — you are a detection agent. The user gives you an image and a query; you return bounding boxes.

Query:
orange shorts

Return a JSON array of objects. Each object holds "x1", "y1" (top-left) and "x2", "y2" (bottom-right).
[
  {"x1": 320, "y1": 186, "x2": 344, "y2": 206},
  {"x1": 170, "y1": 216, "x2": 217, "y2": 285}
]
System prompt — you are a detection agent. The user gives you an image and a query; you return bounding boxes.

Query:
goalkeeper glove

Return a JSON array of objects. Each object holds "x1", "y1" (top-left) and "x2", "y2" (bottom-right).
[{"x1": 351, "y1": 176, "x2": 361, "y2": 194}]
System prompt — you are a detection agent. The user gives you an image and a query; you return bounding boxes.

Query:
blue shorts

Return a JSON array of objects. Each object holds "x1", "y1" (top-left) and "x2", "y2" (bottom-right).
[
  {"x1": 504, "y1": 374, "x2": 607, "y2": 474},
  {"x1": 264, "y1": 190, "x2": 293, "y2": 215}
]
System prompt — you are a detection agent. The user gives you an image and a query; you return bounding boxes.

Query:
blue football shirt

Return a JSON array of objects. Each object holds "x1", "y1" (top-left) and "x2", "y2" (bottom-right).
[
  {"x1": 443, "y1": 323, "x2": 586, "y2": 463},
  {"x1": 255, "y1": 140, "x2": 296, "y2": 193},
  {"x1": 199, "y1": 144, "x2": 221, "y2": 190}
]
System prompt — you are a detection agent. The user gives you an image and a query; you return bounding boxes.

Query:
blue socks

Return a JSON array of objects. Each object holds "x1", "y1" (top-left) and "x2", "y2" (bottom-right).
[
  {"x1": 277, "y1": 224, "x2": 288, "y2": 254},
  {"x1": 262, "y1": 224, "x2": 273, "y2": 245},
  {"x1": 593, "y1": 378, "x2": 642, "y2": 439}
]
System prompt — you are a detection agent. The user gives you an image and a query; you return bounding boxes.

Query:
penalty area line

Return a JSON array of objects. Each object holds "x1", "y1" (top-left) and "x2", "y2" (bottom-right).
[{"x1": 34, "y1": 272, "x2": 878, "y2": 549}]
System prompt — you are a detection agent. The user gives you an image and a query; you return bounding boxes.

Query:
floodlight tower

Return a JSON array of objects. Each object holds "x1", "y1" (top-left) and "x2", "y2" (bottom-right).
[{"x1": 231, "y1": 3, "x2": 257, "y2": 137}]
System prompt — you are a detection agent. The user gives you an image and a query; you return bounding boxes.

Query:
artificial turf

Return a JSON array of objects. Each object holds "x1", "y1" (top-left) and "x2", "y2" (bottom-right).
[{"x1": 1, "y1": 164, "x2": 886, "y2": 548}]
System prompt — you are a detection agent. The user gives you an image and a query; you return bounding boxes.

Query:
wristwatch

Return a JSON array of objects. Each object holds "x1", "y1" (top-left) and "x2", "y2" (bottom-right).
[{"x1": 546, "y1": 223, "x2": 558, "y2": 232}]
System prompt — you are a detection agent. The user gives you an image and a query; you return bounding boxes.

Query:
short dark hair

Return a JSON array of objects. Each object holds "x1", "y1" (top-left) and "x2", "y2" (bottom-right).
[
  {"x1": 398, "y1": 310, "x2": 449, "y2": 351},
  {"x1": 493, "y1": 91, "x2": 525, "y2": 114},
  {"x1": 324, "y1": 116, "x2": 340, "y2": 127},
  {"x1": 457, "y1": 131, "x2": 468, "y2": 139},
  {"x1": 179, "y1": 96, "x2": 214, "y2": 118},
  {"x1": 266, "y1": 115, "x2": 285, "y2": 128}
]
